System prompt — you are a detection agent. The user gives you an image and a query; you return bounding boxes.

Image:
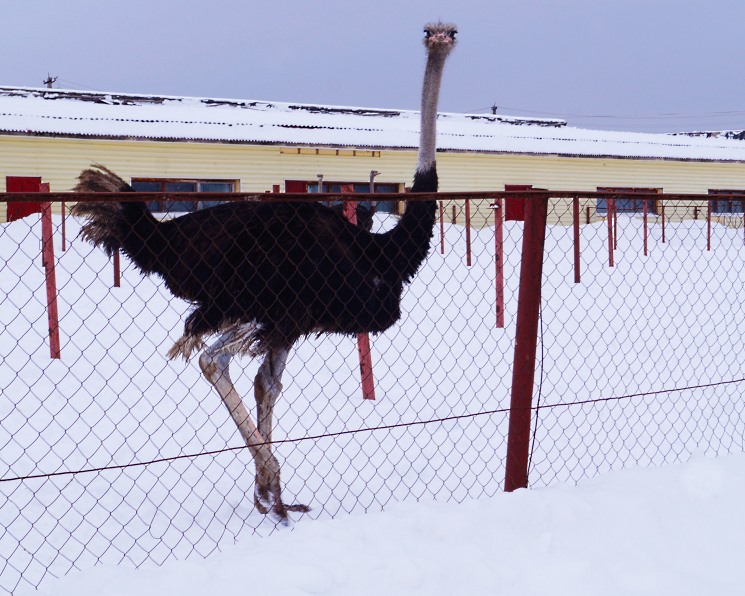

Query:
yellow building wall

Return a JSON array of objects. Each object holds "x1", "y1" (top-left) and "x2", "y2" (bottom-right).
[
  {"x1": 0, "y1": 135, "x2": 417, "y2": 221},
  {"x1": 435, "y1": 153, "x2": 745, "y2": 227},
  {"x1": 3, "y1": 134, "x2": 745, "y2": 227}
]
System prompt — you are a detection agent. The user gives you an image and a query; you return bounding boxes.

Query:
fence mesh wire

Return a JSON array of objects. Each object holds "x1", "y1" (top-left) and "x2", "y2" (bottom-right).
[{"x1": 1, "y1": 194, "x2": 744, "y2": 593}]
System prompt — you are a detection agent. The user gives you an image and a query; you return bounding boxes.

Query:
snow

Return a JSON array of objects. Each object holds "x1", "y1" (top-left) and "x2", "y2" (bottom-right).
[
  {"x1": 1, "y1": 206, "x2": 744, "y2": 594},
  {"x1": 3, "y1": 85, "x2": 745, "y2": 161},
  {"x1": 22, "y1": 454, "x2": 745, "y2": 596}
]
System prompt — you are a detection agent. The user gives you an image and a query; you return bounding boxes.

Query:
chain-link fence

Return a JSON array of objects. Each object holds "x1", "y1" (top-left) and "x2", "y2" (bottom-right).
[{"x1": 1, "y1": 191, "x2": 743, "y2": 593}]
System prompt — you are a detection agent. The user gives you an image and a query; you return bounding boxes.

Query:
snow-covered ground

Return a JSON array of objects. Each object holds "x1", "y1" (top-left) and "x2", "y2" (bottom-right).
[
  {"x1": 25, "y1": 453, "x2": 745, "y2": 596},
  {"x1": 1, "y1": 205, "x2": 744, "y2": 594}
]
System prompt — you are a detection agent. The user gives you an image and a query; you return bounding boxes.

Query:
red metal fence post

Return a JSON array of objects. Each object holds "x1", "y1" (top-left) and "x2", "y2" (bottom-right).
[
  {"x1": 113, "y1": 251, "x2": 121, "y2": 287},
  {"x1": 661, "y1": 201, "x2": 666, "y2": 244},
  {"x1": 494, "y1": 198, "x2": 505, "y2": 328},
  {"x1": 573, "y1": 195, "x2": 581, "y2": 283},
  {"x1": 61, "y1": 200, "x2": 67, "y2": 251},
  {"x1": 707, "y1": 199, "x2": 712, "y2": 251},
  {"x1": 643, "y1": 197, "x2": 648, "y2": 257},
  {"x1": 341, "y1": 185, "x2": 376, "y2": 400},
  {"x1": 607, "y1": 198, "x2": 615, "y2": 268},
  {"x1": 613, "y1": 198, "x2": 618, "y2": 251},
  {"x1": 40, "y1": 185, "x2": 61, "y2": 359},
  {"x1": 439, "y1": 200, "x2": 445, "y2": 254},
  {"x1": 465, "y1": 197, "x2": 472, "y2": 267},
  {"x1": 504, "y1": 193, "x2": 548, "y2": 492}
]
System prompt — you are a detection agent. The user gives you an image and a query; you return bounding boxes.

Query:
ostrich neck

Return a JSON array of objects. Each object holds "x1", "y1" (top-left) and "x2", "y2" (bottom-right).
[
  {"x1": 384, "y1": 47, "x2": 448, "y2": 284},
  {"x1": 416, "y1": 50, "x2": 447, "y2": 172}
]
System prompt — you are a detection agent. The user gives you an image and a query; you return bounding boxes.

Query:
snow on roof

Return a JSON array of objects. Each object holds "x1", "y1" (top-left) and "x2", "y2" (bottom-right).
[{"x1": 2, "y1": 85, "x2": 745, "y2": 162}]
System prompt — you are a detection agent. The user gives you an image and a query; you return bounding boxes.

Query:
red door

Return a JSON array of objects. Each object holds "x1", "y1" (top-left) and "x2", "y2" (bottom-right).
[
  {"x1": 504, "y1": 184, "x2": 532, "y2": 221},
  {"x1": 6, "y1": 176, "x2": 42, "y2": 221},
  {"x1": 284, "y1": 180, "x2": 308, "y2": 193}
]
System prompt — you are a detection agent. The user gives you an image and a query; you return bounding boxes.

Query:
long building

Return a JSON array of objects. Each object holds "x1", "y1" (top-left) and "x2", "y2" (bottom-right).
[{"x1": 2, "y1": 85, "x2": 745, "y2": 225}]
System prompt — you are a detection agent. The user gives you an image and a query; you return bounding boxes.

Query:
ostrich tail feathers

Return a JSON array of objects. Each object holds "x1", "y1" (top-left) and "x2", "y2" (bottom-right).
[
  {"x1": 74, "y1": 164, "x2": 132, "y2": 194},
  {"x1": 71, "y1": 165, "x2": 135, "y2": 256}
]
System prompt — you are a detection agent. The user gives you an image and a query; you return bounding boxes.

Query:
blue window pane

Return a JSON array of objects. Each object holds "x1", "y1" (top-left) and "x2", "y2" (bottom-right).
[
  {"x1": 132, "y1": 179, "x2": 234, "y2": 212},
  {"x1": 597, "y1": 197, "x2": 656, "y2": 214},
  {"x1": 164, "y1": 182, "x2": 197, "y2": 213},
  {"x1": 373, "y1": 184, "x2": 398, "y2": 213},
  {"x1": 132, "y1": 180, "x2": 165, "y2": 212},
  {"x1": 131, "y1": 181, "x2": 161, "y2": 191},
  {"x1": 712, "y1": 199, "x2": 745, "y2": 214},
  {"x1": 199, "y1": 182, "x2": 232, "y2": 192},
  {"x1": 198, "y1": 182, "x2": 232, "y2": 208}
]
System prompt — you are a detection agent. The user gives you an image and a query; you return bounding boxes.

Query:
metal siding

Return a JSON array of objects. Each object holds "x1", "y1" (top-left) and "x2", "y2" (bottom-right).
[
  {"x1": 0, "y1": 136, "x2": 419, "y2": 221},
  {"x1": 3, "y1": 136, "x2": 745, "y2": 227},
  {"x1": 435, "y1": 153, "x2": 745, "y2": 227}
]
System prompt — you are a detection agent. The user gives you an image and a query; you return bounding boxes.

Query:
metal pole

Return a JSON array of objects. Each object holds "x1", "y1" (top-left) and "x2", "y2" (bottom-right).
[
  {"x1": 465, "y1": 198, "x2": 472, "y2": 267},
  {"x1": 439, "y1": 201, "x2": 445, "y2": 254},
  {"x1": 40, "y1": 186, "x2": 61, "y2": 359},
  {"x1": 61, "y1": 200, "x2": 67, "y2": 251},
  {"x1": 613, "y1": 197, "x2": 618, "y2": 250},
  {"x1": 113, "y1": 251, "x2": 121, "y2": 287},
  {"x1": 707, "y1": 199, "x2": 712, "y2": 251},
  {"x1": 607, "y1": 199, "x2": 614, "y2": 268},
  {"x1": 340, "y1": 184, "x2": 376, "y2": 401},
  {"x1": 573, "y1": 195, "x2": 581, "y2": 283},
  {"x1": 643, "y1": 199, "x2": 649, "y2": 257},
  {"x1": 504, "y1": 193, "x2": 548, "y2": 492},
  {"x1": 494, "y1": 199, "x2": 505, "y2": 328}
]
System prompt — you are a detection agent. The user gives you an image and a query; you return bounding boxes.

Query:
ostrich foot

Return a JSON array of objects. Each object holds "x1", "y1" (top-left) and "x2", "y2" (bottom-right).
[{"x1": 254, "y1": 479, "x2": 310, "y2": 526}]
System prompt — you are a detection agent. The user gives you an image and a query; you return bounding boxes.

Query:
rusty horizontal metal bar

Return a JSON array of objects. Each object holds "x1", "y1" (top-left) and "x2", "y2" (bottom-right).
[{"x1": 1, "y1": 190, "x2": 745, "y2": 203}]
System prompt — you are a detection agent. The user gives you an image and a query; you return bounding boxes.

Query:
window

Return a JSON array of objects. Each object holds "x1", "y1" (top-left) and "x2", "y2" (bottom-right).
[
  {"x1": 306, "y1": 181, "x2": 400, "y2": 214},
  {"x1": 131, "y1": 179, "x2": 236, "y2": 214},
  {"x1": 709, "y1": 190, "x2": 745, "y2": 214},
  {"x1": 597, "y1": 187, "x2": 659, "y2": 215}
]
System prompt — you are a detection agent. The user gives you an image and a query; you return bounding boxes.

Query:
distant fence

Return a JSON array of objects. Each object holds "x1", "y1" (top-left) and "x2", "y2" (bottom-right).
[{"x1": 1, "y1": 190, "x2": 744, "y2": 593}]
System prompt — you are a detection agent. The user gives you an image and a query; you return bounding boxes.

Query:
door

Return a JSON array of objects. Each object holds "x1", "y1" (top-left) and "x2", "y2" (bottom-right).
[
  {"x1": 6, "y1": 176, "x2": 42, "y2": 221},
  {"x1": 504, "y1": 184, "x2": 532, "y2": 221},
  {"x1": 284, "y1": 180, "x2": 308, "y2": 193}
]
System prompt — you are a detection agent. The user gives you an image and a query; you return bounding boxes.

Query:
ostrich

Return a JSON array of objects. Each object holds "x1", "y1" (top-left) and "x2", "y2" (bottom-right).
[{"x1": 71, "y1": 22, "x2": 457, "y2": 525}]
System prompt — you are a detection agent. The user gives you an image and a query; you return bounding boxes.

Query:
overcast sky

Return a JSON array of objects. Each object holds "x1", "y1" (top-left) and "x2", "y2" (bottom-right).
[{"x1": 2, "y1": 0, "x2": 744, "y2": 133}]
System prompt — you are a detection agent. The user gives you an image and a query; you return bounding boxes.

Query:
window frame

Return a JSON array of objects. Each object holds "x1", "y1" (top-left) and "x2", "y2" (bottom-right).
[
  {"x1": 130, "y1": 178, "x2": 237, "y2": 213},
  {"x1": 295, "y1": 180, "x2": 403, "y2": 215},
  {"x1": 708, "y1": 189, "x2": 745, "y2": 214},
  {"x1": 596, "y1": 187, "x2": 660, "y2": 215}
]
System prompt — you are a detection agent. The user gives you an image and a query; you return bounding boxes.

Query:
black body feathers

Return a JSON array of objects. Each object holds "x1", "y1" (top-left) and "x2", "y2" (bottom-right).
[{"x1": 72, "y1": 165, "x2": 438, "y2": 355}]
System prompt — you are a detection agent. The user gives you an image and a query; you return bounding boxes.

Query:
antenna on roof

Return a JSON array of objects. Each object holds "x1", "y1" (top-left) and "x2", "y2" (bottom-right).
[{"x1": 43, "y1": 74, "x2": 58, "y2": 89}]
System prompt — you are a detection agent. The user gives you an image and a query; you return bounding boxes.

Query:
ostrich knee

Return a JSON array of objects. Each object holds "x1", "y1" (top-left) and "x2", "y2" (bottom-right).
[{"x1": 198, "y1": 345, "x2": 274, "y2": 471}]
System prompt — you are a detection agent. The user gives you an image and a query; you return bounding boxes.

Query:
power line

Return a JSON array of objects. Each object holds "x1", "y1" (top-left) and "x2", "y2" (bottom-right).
[{"x1": 56, "y1": 78, "x2": 101, "y2": 92}]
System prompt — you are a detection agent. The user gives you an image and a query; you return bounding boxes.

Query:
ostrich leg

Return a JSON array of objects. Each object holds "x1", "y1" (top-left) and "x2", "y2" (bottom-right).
[
  {"x1": 198, "y1": 334, "x2": 306, "y2": 525},
  {"x1": 253, "y1": 347, "x2": 310, "y2": 518}
]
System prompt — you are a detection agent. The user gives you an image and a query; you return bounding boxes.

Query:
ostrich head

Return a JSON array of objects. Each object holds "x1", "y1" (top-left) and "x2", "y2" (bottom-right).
[{"x1": 423, "y1": 22, "x2": 457, "y2": 54}]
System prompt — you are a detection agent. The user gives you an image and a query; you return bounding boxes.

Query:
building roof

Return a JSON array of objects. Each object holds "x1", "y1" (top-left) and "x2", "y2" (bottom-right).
[{"x1": 2, "y1": 85, "x2": 745, "y2": 163}]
